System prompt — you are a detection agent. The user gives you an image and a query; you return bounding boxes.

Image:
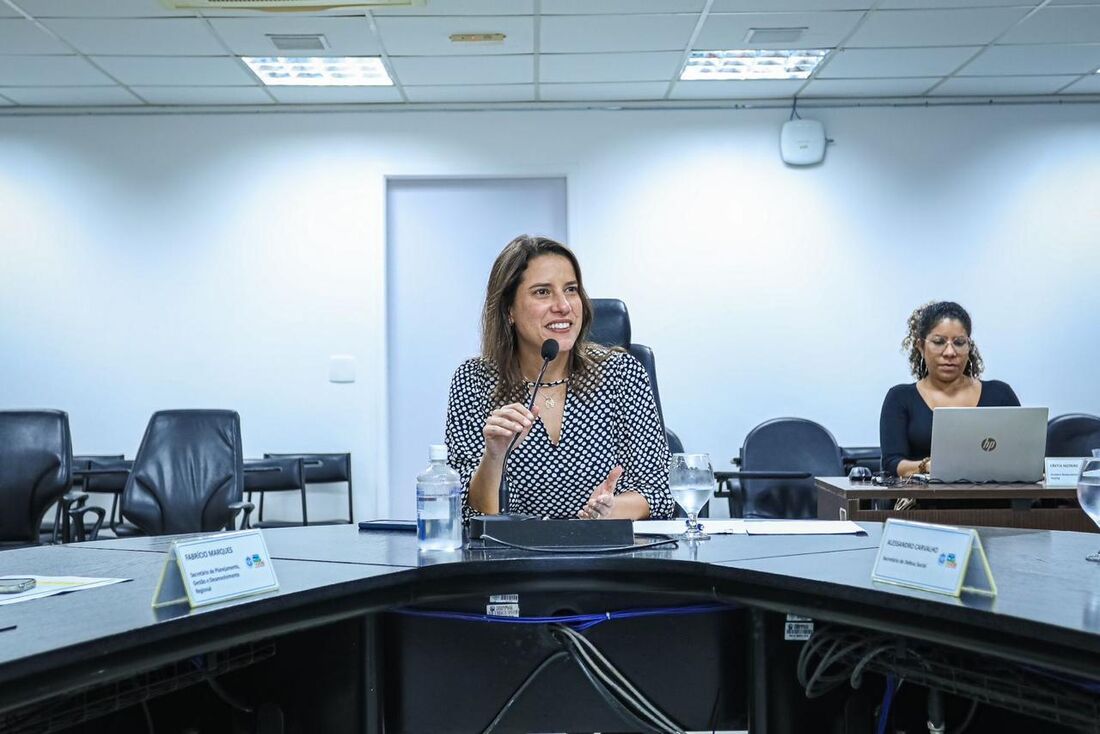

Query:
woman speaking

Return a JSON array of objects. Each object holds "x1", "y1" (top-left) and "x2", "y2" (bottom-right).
[{"x1": 445, "y1": 235, "x2": 673, "y2": 522}]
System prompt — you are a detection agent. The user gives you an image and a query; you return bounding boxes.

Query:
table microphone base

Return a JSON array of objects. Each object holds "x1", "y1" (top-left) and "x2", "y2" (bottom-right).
[{"x1": 469, "y1": 515, "x2": 635, "y2": 549}]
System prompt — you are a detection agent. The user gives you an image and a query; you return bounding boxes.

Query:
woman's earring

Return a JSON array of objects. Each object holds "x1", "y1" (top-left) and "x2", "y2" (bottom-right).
[{"x1": 919, "y1": 355, "x2": 927, "y2": 377}]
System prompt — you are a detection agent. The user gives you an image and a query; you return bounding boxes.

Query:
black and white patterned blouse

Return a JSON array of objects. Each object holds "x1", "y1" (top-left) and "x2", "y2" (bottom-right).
[{"x1": 445, "y1": 346, "x2": 673, "y2": 521}]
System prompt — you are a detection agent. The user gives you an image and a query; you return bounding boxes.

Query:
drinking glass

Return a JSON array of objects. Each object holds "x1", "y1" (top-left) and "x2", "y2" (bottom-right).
[
  {"x1": 669, "y1": 453, "x2": 716, "y2": 541},
  {"x1": 1077, "y1": 458, "x2": 1100, "y2": 562}
]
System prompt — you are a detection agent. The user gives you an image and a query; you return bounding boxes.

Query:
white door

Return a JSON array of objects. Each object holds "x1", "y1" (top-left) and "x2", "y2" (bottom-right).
[{"x1": 386, "y1": 177, "x2": 568, "y2": 518}]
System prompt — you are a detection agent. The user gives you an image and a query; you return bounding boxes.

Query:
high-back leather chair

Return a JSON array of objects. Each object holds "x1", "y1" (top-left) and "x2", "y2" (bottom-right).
[
  {"x1": 122, "y1": 410, "x2": 249, "y2": 535},
  {"x1": 0, "y1": 410, "x2": 73, "y2": 547},
  {"x1": 738, "y1": 418, "x2": 843, "y2": 519},
  {"x1": 590, "y1": 298, "x2": 666, "y2": 428},
  {"x1": 1046, "y1": 413, "x2": 1100, "y2": 457}
]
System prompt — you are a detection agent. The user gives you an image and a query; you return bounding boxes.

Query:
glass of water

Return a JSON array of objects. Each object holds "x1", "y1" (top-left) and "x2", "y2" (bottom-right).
[
  {"x1": 669, "y1": 453, "x2": 716, "y2": 541},
  {"x1": 1077, "y1": 458, "x2": 1100, "y2": 562}
]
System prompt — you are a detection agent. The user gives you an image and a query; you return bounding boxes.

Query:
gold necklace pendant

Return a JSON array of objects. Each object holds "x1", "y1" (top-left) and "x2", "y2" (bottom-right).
[{"x1": 543, "y1": 395, "x2": 556, "y2": 410}]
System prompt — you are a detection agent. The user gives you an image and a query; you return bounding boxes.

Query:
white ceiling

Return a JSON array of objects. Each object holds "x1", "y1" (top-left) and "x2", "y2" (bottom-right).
[{"x1": 0, "y1": 0, "x2": 1098, "y2": 110}]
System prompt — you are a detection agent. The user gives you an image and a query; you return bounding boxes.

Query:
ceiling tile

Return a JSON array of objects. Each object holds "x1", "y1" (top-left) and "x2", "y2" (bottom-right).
[
  {"x1": 41, "y1": 18, "x2": 226, "y2": 55},
  {"x1": 932, "y1": 75, "x2": 1083, "y2": 95},
  {"x1": 800, "y1": 76, "x2": 938, "y2": 96},
  {"x1": 1061, "y1": 74, "x2": 1100, "y2": 93},
  {"x1": 390, "y1": 54, "x2": 532, "y2": 85},
  {"x1": 540, "y1": 51, "x2": 682, "y2": 83},
  {"x1": 90, "y1": 56, "x2": 255, "y2": 86},
  {"x1": 265, "y1": 85, "x2": 403, "y2": 103},
  {"x1": 371, "y1": 0, "x2": 534, "y2": 15},
  {"x1": 0, "y1": 56, "x2": 112, "y2": 85},
  {"x1": 0, "y1": 86, "x2": 141, "y2": 105},
  {"x1": 403, "y1": 84, "x2": 535, "y2": 102},
  {"x1": 962, "y1": 44, "x2": 1100, "y2": 75},
  {"x1": 540, "y1": 81, "x2": 671, "y2": 100},
  {"x1": 542, "y1": 1, "x2": 707, "y2": 12},
  {"x1": 670, "y1": 79, "x2": 804, "y2": 98},
  {"x1": 208, "y1": 16, "x2": 382, "y2": 56},
  {"x1": 846, "y1": 8, "x2": 1031, "y2": 48},
  {"x1": 0, "y1": 19, "x2": 70, "y2": 53},
  {"x1": 818, "y1": 46, "x2": 980, "y2": 77},
  {"x1": 0, "y1": 94, "x2": 13, "y2": 105},
  {"x1": 131, "y1": 86, "x2": 274, "y2": 105},
  {"x1": 541, "y1": 14, "x2": 698, "y2": 53},
  {"x1": 713, "y1": 1, "x2": 874, "y2": 9},
  {"x1": 999, "y1": 7, "x2": 1100, "y2": 45},
  {"x1": 374, "y1": 16, "x2": 533, "y2": 55},
  {"x1": 14, "y1": 0, "x2": 196, "y2": 17},
  {"x1": 697, "y1": 12, "x2": 864, "y2": 50},
  {"x1": 879, "y1": 0, "x2": 1042, "y2": 7}
]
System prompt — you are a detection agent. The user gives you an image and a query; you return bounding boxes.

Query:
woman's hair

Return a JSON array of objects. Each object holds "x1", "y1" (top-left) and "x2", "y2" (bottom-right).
[
  {"x1": 481, "y1": 235, "x2": 603, "y2": 403},
  {"x1": 902, "y1": 300, "x2": 984, "y2": 379}
]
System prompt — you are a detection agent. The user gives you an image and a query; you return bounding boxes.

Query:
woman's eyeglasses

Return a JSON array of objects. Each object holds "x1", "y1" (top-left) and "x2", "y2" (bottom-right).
[{"x1": 923, "y1": 336, "x2": 972, "y2": 353}]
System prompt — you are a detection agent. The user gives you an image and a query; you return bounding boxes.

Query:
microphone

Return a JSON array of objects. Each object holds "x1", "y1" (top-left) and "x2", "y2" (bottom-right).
[{"x1": 498, "y1": 339, "x2": 559, "y2": 515}]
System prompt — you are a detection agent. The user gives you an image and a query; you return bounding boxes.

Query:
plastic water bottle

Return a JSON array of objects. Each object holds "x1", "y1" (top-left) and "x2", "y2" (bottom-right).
[{"x1": 416, "y1": 445, "x2": 462, "y2": 551}]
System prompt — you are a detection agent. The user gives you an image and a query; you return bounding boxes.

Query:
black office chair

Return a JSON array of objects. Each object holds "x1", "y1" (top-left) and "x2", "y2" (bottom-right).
[
  {"x1": 245, "y1": 456, "x2": 308, "y2": 527},
  {"x1": 264, "y1": 452, "x2": 353, "y2": 524},
  {"x1": 1046, "y1": 413, "x2": 1100, "y2": 457},
  {"x1": 72, "y1": 454, "x2": 136, "y2": 537},
  {"x1": 0, "y1": 410, "x2": 103, "y2": 547},
  {"x1": 590, "y1": 298, "x2": 666, "y2": 428},
  {"x1": 121, "y1": 410, "x2": 253, "y2": 535},
  {"x1": 730, "y1": 418, "x2": 844, "y2": 519}
]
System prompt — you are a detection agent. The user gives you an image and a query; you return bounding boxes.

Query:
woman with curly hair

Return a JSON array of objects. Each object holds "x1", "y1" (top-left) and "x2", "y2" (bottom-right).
[
  {"x1": 445, "y1": 234, "x2": 673, "y2": 522},
  {"x1": 879, "y1": 301, "x2": 1020, "y2": 478}
]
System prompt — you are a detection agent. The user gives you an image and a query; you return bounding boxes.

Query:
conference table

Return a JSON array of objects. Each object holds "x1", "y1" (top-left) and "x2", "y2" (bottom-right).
[
  {"x1": 816, "y1": 476, "x2": 1096, "y2": 532},
  {"x1": 2, "y1": 522, "x2": 1100, "y2": 733}
]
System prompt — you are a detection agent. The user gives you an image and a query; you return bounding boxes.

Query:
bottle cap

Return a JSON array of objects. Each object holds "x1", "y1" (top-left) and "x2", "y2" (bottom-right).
[{"x1": 429, "y1": 444, "x2": 448, "y2": 461}]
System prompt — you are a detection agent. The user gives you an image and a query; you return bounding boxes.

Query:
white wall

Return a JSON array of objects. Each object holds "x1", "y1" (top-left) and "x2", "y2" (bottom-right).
[{"x1": 2, "y1": 103, "x2": 1098, "y2": 519}]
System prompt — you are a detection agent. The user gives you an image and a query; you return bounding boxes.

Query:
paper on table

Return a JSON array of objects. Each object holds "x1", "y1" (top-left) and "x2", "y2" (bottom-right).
[
  {"x1": 0, "y1": 575, "x2": 129, "y2": 606},
  {"x1": 743, "y1": 520, "x2": 865, "y2": 536},
  {"x1": 634, "y1": 519, "x2": 748, "y2": 535}
]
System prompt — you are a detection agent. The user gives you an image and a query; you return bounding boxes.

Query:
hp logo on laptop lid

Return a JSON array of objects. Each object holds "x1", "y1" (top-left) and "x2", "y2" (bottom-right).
[{"x1": 981, "y1": 437, "x2": 997, "y2": 452}]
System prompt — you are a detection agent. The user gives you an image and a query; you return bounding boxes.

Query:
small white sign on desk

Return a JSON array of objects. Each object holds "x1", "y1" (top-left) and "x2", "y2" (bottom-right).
[
  {"x1": 872, "y1": 519, "x2": 996, "y2": 598},
  {"x1": 153, "y1": 529, "x2": 279, "y2": 609},
  {"x1": 1044, "y1": 457, "x2": 1087, "y2": 488}
]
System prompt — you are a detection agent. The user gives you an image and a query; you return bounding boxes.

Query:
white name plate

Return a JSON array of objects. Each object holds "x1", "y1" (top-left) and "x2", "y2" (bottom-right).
[
  {"x1": 153, "y1": 529, "x2": 279, "y2": 609},
  {"x1": 1044, "y1": 457, "x2": 1087, "y2": 488},
  {"x1": 872, "y1": 519, "x2": 996, "y2": 598}
]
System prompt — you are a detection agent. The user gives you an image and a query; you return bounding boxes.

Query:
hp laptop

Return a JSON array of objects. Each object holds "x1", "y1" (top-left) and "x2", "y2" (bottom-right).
[{"x1": 930, "y1": 407, "x2": 1049, "y2": 483}]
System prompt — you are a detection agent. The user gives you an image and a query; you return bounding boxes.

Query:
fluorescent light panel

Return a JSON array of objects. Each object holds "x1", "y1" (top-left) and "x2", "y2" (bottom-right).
[
  {"x1": 243, "y1": 56, "x2": 392, "y2": 86},
  {"x1": 681, "y1": 50, "x2": 828, "y2": 81}
]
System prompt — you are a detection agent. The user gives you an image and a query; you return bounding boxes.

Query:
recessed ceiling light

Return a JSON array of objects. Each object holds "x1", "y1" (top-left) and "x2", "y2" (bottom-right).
[
  {"x1": 681, "y1": 50, "x2": 829, "y2": 81},
  {"x1": 243, "y1": 56, "x2": 393, "y2": 86}
]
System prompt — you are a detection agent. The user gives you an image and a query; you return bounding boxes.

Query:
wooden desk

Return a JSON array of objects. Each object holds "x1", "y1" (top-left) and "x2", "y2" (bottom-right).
[{"x1": 815, "y1": 476, "x2": 1096, "y2": 532}]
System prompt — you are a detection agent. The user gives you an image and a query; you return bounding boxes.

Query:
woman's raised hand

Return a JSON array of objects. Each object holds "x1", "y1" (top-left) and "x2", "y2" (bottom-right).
[{"x1": 483, "y1": 403, "x2": 540, "y2": 460}]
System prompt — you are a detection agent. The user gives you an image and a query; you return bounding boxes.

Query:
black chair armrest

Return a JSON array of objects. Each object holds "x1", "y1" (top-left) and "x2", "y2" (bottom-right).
[
  {"x1": 62, "y1": 490, "x2": 89, "y2": 510},
  {"x1": 722, "y1": 470, "x2": 813, "y2": 481},
  {"x1": 226, "y1": 501, "x2": 255, "y2": 531},
  {"x1": 714, "y1": 472, "x2": 744, "y2": 518},
  {"x1": 68, "y1": 505, "x2": 106, "y2": 543}
]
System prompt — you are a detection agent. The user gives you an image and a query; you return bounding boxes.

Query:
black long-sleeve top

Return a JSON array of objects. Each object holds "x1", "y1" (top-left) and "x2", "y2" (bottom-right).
[{"x1": 878, "y1": 380, "x2": 1020, "y2": 476}]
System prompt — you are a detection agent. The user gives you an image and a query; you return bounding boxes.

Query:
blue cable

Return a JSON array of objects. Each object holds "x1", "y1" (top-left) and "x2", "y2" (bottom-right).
[
  {"x1": 396, "y1": 603, "x2": 735, "y2": 631},
  {"x1": 875, "y1": 673, "x2": 896, "y2": 734}
]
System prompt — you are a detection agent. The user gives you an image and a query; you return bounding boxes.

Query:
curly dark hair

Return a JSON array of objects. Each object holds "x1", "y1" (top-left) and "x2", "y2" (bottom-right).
[{"x1": 902, "y1": 301, "x2": 984, "y2": 379}]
